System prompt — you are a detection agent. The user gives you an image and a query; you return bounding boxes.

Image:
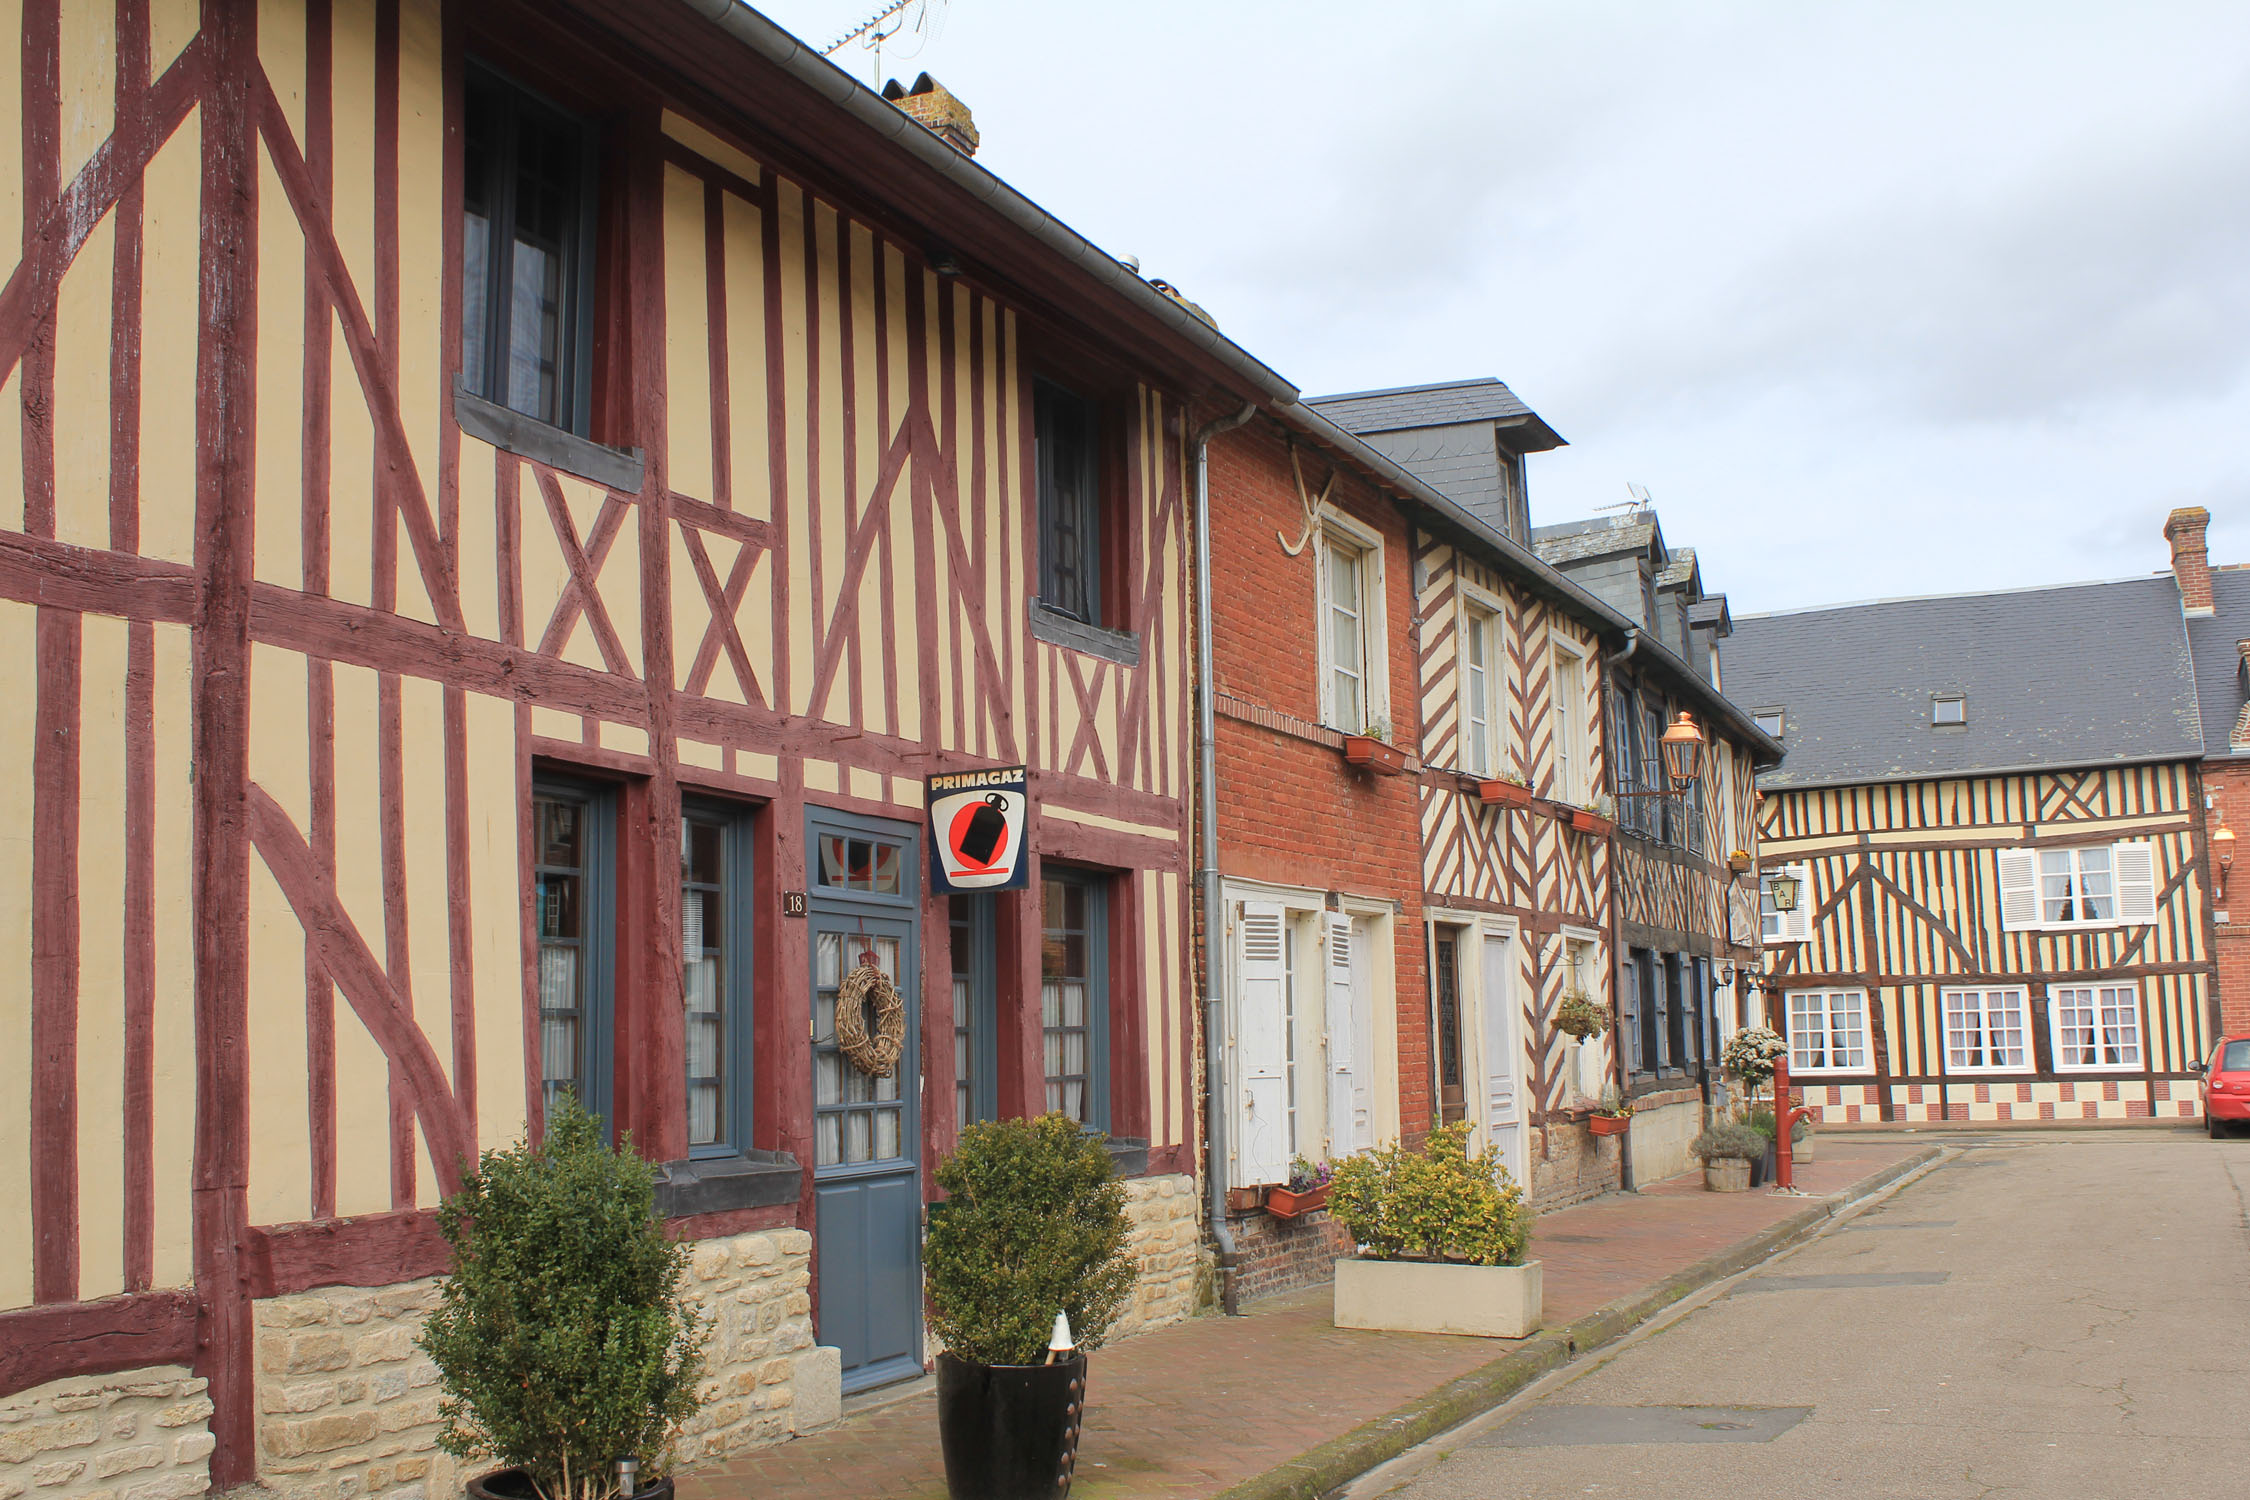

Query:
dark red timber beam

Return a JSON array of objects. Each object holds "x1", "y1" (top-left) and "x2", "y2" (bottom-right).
[
  {"x1": 188, "y1": 0, "x2": 259, "y2": 1482},
  {"x1": 0, "y1": 1292, "x2": 200, "y2": 1398}
]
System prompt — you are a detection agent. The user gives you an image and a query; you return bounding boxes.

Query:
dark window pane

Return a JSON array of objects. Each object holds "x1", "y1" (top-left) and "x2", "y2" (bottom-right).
[{"x1": 1036, "y1": 380, "x2": 1100, "y2": 624}]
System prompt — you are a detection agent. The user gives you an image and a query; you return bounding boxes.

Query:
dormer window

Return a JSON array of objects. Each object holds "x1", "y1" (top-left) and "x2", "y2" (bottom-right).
[
  {"x1": 1932, "y1": 694, "x2": 1966, "y2": 726},
  {"x1": 1752, "y1": 708, "x2": 1784, "y2": 739}
]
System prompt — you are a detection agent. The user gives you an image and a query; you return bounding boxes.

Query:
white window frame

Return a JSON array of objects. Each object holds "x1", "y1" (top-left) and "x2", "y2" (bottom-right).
[
  {"x1": 1761, "y1": 863, "x2": 1812, "y2": 945},
  {"x1": 1315, "y1": 512, "x2": 1390, "y2": 737},
  {"x1": 1551, "y1": 640, "x2": 1589, "y2": 805},
  {"x1": 2047, "y1": 982, "x2": 2143, "y2": 1071},
  {"x1": 1786, "y1": 989, "x2": 1868, "y2": 1073},
  {"x1": 1459, "y1": 585, "x2": 1502, "y2": 778},
  {"x1": 1997, "y1": 841, "x2": 2158, "y2": 932},
  {"x1": 1940, "y1": 986, "x2": 2031, "y2": 1074}
]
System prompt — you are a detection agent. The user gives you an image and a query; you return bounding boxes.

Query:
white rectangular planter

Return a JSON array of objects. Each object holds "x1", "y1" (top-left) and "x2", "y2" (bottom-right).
[{"x1": 1333, "y1": 1256, "x2": 1543, "y2": 1338}]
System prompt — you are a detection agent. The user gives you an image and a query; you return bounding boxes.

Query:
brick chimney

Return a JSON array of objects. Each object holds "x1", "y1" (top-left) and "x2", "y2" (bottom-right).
[
  {"x1": 2166, "y1": 506, "x2": 2215, "y2": 617},
  {"x1": 883, "y1": 73, "x2": 978, "y2": 156}
]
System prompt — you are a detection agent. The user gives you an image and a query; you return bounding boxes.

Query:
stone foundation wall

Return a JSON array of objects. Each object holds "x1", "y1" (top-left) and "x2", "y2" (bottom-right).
[
  {"x1": 0, "y1": 1367, "x2": 213, "y2": 1500},
  {"x1": 1226, "y1": 1206, "x2": 1351, "y2": 1304},
  {"x1": 250, "y1": 1227, "x2": 836, "y2": 1499},
  {"x1": 1108, "y1": 1175, "x2": 1201, "y2": 1339},
  {"x1": 1528, "y1": 1120, "x2": 1623, "y2": 1209}
]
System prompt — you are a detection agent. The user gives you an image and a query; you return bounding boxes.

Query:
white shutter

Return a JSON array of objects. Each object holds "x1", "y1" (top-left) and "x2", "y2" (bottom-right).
[
  {"x1": 1235, "y1": 901, "x2": 1290, "y2": 1187},
  {"x1": 1997, "y1": 849, "x2": 2038, "y2": 931},
  {"x1": 1786, "y1": 865, "x2": 1813, "y2": 943},
  {"x1": 2113, "y1": 842, "x2": 2158, "y2": 925},
  {"x1": 1479, "y1": 934, "x2": 1519, "y2": 1131},
  {"x1": 1323, "y1": 913, "x2": 1365, "y2": 1155}
]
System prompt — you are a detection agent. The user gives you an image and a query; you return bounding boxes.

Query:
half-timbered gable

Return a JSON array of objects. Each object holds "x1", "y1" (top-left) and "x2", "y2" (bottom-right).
[
  {"x1": 0, "y1": 0, "x2": 1308, "y2": 1489},
  {"x1": 1533, "y1": 508, "x2": 1778, "y2": 1185},
  {"x1": 1730, "y1": 568, "x2": 2215, "y2": 1126}
]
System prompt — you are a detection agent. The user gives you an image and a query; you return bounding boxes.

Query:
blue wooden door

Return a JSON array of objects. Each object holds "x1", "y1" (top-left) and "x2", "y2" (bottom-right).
[{"x1": 806, "y1": 811, "x2": 922, "y2": 1393}]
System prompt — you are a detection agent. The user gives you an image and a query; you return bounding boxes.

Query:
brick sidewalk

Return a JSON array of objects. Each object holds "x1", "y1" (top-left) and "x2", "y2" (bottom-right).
[{"x1": 679, "y1": 1138, "x2": 1925, "y2": 1500}]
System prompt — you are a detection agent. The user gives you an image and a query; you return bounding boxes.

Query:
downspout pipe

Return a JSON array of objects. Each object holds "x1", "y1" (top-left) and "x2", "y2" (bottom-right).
[
  {"x1": 1600, "y1": 628, "x2": 1639, "y2": 1191},
  {"x1": 1195, "y1": 402, "x2": 1258, "y2": 1314}
]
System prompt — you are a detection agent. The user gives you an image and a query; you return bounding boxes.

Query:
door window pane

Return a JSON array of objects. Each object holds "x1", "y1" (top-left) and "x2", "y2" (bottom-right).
[
  {"x1": 681, "y1": 813, "x2": 727, "y2": 1148},
  {"x1": 814, "y1": 926, "x2": 911, "y2": 1165}
]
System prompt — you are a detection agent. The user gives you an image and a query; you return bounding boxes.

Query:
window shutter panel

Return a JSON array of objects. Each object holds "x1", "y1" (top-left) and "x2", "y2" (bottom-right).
[
  {"x1": 1235, "y1": 901, "x2": 1290, "y2": 1187},
  {"x1": 1323, "y1": 913, "x2": 1369, "y2": 1154},
  {"x1": 2113, "y1": 842, "x2": 2158, "y2": 924},
  {"x1": 1479, "y1": 934, "x2": 1519, "y2": 1136},
  {"x1": 1618, "y1": 954, "x2": 1641, "y2": 1073},
  {"x1": 1996, "y1": 849, "x2": 2038, "y2": 931},
  {"x1": 1787, "y1": 864, "x2": 1814, "y2": 943}
]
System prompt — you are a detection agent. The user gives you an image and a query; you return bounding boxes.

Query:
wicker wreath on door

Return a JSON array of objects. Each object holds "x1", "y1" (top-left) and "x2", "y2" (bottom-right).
[{"x1": 835, "y1": 960, "x2": 907, "y2": 1078}]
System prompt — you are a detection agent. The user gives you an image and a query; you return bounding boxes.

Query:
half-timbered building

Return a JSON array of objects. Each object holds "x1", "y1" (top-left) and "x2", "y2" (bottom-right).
[
  {"x1": 0, "y1": 0, "x2": 1320, "y2": 1490},
  {"x1": 1727, "y1": 539, "x2": 2217, "y2": 1126},
  {"x1": 2176, "y1": 507, "x2": 2250, "y2": 1040},
  {"x1": 1532, "y1": 508, "x2": 1779, "y2": 1182}
]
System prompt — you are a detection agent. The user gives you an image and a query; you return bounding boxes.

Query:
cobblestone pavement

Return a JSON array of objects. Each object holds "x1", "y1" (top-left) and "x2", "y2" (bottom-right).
[
  {"x1": 1365, "y1": 1129, "x2": 2247, "y2": 1500},
  {"x1": 679, "y1": 1138, "x2": 1926, "y2": 1500}
]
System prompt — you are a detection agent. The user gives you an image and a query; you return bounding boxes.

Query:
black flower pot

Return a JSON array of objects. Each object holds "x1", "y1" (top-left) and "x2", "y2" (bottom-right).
[
  {"x1": 935, "y1": 1350, "x2": 1088, "y2": 1500},
  {"x1": 467, "y1": 1469, "x2": 673, "y2": 1500}
]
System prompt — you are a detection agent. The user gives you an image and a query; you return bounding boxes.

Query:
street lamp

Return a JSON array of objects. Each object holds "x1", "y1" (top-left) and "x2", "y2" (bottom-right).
[
  {"x1": 1766, "y1": 868, "x2": 1802, "y2": 913},
  {"x1": 1658, "y1": 712, "x2": 1705, "y2": 786},
  {"x1": 2216, "y1": 824, "x2": 2236, "y2": 901}
]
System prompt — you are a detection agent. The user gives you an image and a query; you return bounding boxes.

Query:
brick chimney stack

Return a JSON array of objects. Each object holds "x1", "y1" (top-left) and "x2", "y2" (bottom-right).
[
  {"x1": 883, "y1": 73, "x2": 978, "y2": 156},
  {"x1": 2166, "y1": 506, "x2": 2215, "y2": 618}
]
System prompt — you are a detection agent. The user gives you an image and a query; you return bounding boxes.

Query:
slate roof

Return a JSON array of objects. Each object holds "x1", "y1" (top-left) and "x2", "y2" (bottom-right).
[
  {"x1": 1532, "y1": 515, "x2": 1659, "y2": 567},
  {"x1": 1724, "y1": 575, "x2": 2203, "y2": 790},
  {"x1": 2188, "y1": 566, "x2": 2250, "y2": 756},
  {"x1": 1307, "y1": 377, "x2": 1565, "y2": 452}
]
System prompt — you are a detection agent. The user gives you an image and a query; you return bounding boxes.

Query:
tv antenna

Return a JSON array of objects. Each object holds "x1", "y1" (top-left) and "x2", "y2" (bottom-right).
[
  {"x1": 825, "y1": 0, "x2": 949, "y2": 87},
  {"x1": 1596, "y1": 483, "x2": 1652, "y2": 516}
]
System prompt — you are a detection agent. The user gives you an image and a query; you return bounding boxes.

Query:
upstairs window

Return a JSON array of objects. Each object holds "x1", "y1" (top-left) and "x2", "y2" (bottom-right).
[
  {"x1": 1932, "y1": 694, "x2": 1966, "y2": 726},
  {"x1": 1034, "y1": 379, "x2": 1103, "y2": 625},
  {"x1": 1997, "y1": 842, "x2": 2158, "y2": 930},
  {"x1": 461, "y1": 66, "x2": 598, "y2": 434},
  {"x1": 1551, "y1": 645, "x2": 1587, "y2": 804},
  {"x1": 1752, "y1": 708, "x2": 1784, "y2": 739},
  {"x1": 1762, "y1": 863, "x2": 1812, "y2": 944},
  {"x1": 1462, "y1": 604, "x2": 1497, "y2": 776},
  {"x1": 1316, "y1": 517, "x2": 1387, "y2": 736}
]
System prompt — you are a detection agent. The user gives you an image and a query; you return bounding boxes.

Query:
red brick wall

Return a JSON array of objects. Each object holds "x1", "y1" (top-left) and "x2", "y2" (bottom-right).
[
  {"x1": 2206, "y1": 760, "x2": 2250, "y2": 1036},
  {"x1": 1205, "y1": 421, "x2": 1433, "y2": 1135}
]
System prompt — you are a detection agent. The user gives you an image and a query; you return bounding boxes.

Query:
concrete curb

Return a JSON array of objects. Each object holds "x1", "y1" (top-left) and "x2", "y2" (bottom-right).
[{"x1": 1211, "y1": 1146, "x2": 1945, "y2": 1500}]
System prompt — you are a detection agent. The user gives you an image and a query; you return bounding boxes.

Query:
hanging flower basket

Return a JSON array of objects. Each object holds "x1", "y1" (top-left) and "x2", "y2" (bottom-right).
[
  {"x1": 1342, "y1": 736, "x2": 1410, "y2": 776},
  {"x1": 1477, "y1": 778, "x2": 1534, "y2": 809}
]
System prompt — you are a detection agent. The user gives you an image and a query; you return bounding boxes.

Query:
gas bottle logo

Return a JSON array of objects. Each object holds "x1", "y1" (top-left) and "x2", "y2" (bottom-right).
[{"x1": 926, "y1": 766, "x2": 1030, "y2": 891}]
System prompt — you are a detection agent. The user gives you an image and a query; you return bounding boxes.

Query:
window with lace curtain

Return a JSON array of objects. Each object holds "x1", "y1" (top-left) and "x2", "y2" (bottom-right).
[
  {"x1": 533, "y1": 779, "x2": 615, "y2": 1125},
  {"x1": 681, "y1": 801, "x2": 756, "y2": 1153}
]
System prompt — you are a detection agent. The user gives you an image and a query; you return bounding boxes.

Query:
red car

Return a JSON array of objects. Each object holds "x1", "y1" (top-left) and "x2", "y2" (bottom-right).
[{"x1": 2197, "y1": 1037, "x2": 2250, "y2": 1137}]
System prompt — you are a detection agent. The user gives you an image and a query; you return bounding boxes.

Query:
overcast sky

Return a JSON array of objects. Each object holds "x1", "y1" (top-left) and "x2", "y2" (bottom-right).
[{"x1": 755, "y1": 1, "x2": 2250, "y2": 613}]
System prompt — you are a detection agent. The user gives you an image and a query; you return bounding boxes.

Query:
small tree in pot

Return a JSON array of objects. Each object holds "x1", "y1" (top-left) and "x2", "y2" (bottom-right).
[
  {"x1": 925, "y1": 1113, "x2": 1135, "y2": 1500},
  {"x1": 1691, "y1": 1121, "x2": 1765, "y2": 1192},
  {"x1": 417, "y1": 1098, "x2": 709, "y2": 1500}
]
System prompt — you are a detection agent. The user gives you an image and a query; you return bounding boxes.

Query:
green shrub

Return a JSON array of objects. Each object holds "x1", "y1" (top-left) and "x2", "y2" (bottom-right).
[
  {"x1": 1329, "y1": 1123, "x2": 1532, "y2": 1267},
  {"x1": 416, "y1": 1098, "x2": 708, "y2": 1500},
  {"x1": 925, "y1": 1113, "x2": 1135, "y2": 1367},
  {"x1": 1691, "y1": 1122, "x2": 1767, "y2": 1162},
  {"x1": 1746, "y1": 1108, "x2": 1809, "y2": 1142}
]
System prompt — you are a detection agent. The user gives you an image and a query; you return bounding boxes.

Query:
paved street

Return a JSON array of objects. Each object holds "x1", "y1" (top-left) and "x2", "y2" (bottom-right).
[{"x1": 1359, "y1": 1130, "x2": 2250, "y2": 1500}]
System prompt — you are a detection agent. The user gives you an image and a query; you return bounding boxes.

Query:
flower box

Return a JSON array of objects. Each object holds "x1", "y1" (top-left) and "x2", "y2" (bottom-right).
[
  {"x1": 1334, "y1": 1256, "x2": 1543, "y2": 1339},
  {"x1": 1727, "y1": 851, "x2": 1754, "y2": 874},
  {"x1": 1476, "y1": 778, "x2": 1534, "y2": 809},
  {"x1": 1342, "y1": 736, "x2": 1410, "y2": 776},
  {"x1": 1265, "y1": 1183, "x2": 1330, "y2": 1219},
  {"x1": 1569, "y1": 808, "x2": 1614, "y2": 837},
  {"x1": 1588, "y1": 1113, "x2": 1629, "y2": 1137}
]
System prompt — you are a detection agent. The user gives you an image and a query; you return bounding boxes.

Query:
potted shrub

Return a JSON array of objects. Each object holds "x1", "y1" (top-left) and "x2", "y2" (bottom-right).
[
  {"x1": 1342, "y1": 717, "x2": 1410, "y2": 776},
  {"x1": 1588, "y1": 1083, "x2": 1633, "y2": 1137},
  {"x1": 1267, "y1": 1155, "x2": 1333, "y2": 1219},
  {"x1": 1330, "y1": 1123, "x2": 1539, "y2": 1337},
  {"x1": 419, "y1": 1098, "x2": 709, "y2": 1500},
  {"x1": 1691, "y1": 1121, "x2": 1765, "y2": 1192},
  {"x1": 925, "y1": 1114, "x2": 1136, "y2": 1500},
  {"x1": 1552, "y1": 991, "x2": 1609, "y2": 1041},
  {"x1": 1477, "y1": 769, "x2": 1534, "y2": 809}
]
